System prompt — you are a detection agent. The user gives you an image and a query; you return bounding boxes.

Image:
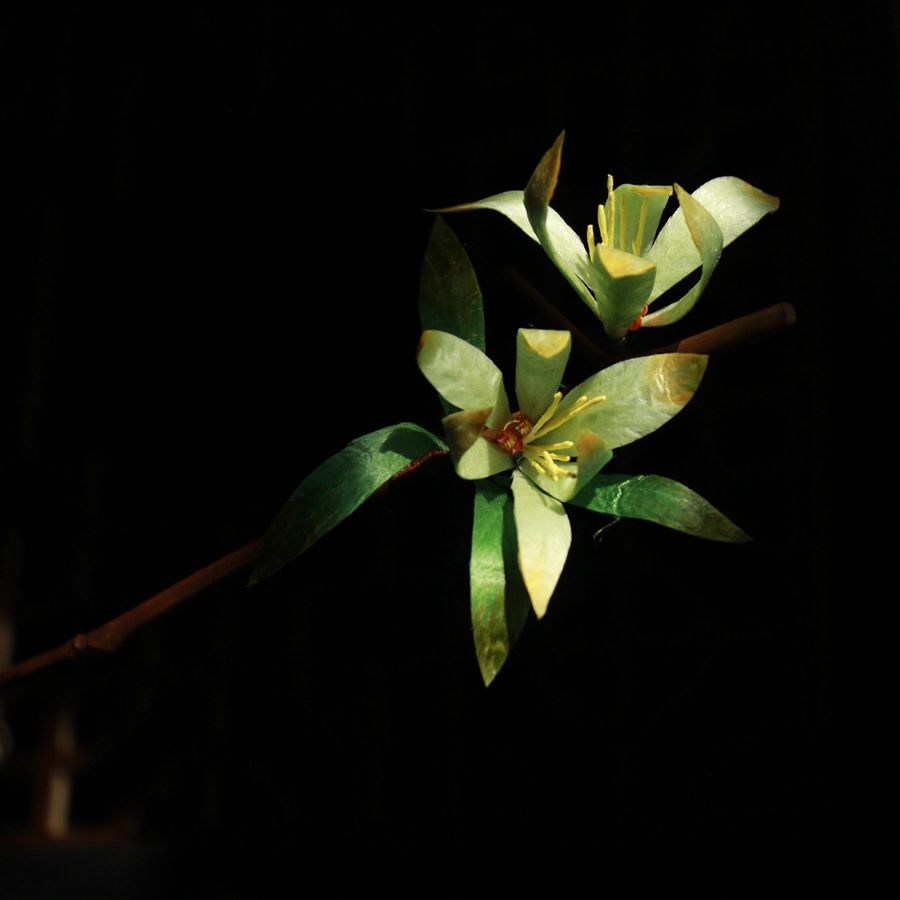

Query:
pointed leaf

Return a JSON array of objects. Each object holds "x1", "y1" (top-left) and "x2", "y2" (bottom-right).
[
  {"x1": 569, "y1": 473, "x2": 751, "y2": 542},
  {"x1": 443, "y1": 408, "x2": 515, "y2": 480},
  {"x1": 470, "y1": 481, "x2": 531, "y2": 686},
  {"x1": 418, "y1": 215, "x2": 485, "y2": 352},
  {"x1": 590, "y1": 245, "x2": 657, "y2": 338},
  {"x1": 647, "y1": 176, "x2": 779, "y2": 303},
  {"x1": 547, "y1": 354, "x2": 708, "y2": 448},
  {"x1": 642, "y1": 184, "x2": 723, "y2": 326},
  {"x1": 515, "y1": 329, "x2": 571, "y2": 422},
  {"x1": 251, "y1": 424, "x2": 448, "y2": 584},
  {"x1": 511, "y1": 469, "x2": 571, "y2": 619},
  {"x1": 417, "y1": 329, "x2": 510, "y2": 427}
]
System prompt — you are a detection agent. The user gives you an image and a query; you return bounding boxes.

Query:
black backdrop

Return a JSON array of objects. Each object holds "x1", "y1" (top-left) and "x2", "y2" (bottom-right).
[{"x1": 0, "y1": 5, "x2": 891, "y2": 894}]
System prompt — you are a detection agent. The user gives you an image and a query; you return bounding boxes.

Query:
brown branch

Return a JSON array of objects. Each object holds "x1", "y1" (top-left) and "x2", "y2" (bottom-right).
[
  {"x1": 0, "y1": 450, "x2": 453, "y2": 693},
  {"x1": 0, "y1": 538, "x2": 264, "y2": 691},
  {"x1": 650, "y1": 302, "x2": 797, "y2": 356}
]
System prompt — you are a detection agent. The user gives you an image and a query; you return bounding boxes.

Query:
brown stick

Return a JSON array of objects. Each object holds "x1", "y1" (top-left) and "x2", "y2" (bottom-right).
[
  {"x1": 650, "y1": 302, "x2": 797, "y2": 356},
  {"x1": 0, "y1": 450, "x2": 454, "y2": 693},
  {"x1": 0, "y1": 538, "x2": 263, "y2": 690}
]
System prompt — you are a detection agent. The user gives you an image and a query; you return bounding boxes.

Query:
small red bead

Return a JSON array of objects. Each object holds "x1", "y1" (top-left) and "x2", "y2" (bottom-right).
[{"x1": 628, "y1": 304, "x2": 650, "y2": 331}]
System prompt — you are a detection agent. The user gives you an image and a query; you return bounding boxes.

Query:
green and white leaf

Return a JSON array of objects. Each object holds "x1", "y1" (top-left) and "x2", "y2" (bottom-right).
[
  {"x1": 470, "y1": 481, "x2": 530, "y2": 686},
  {"x1": 569, "y1": 472, "x2": 750, "y2": 542},
  {"x1": 419, "y1": 215, "x2": 485, "y2": 351},
  {"x1": 250, "y1": 424, "x2": 448, "y2": 584}
]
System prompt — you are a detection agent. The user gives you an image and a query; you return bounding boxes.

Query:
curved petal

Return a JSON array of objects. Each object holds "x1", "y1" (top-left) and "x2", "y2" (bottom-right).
[
  {"x1": 590, "y1": 245, "x2": 657, "y2": 338},
  {"x1": 647, "y1": 176, "x2": 778, "y2": 303},
  {"x1": 470, "y1": 481, "x2": 530, "y2": 686},
  {"x1": 511, "y1": 469, "x2": 571, "y2": 619},
  {"x1": 443, "y1": 188, "x2": 597, "y2": 312},
  {"x1": 417, "y1": 329, "x2": 509, "y2": 425},
  {"x1": 568, "y1": 472, "x2": 751, "y2": 543},
  {"x1": 515, "y1": 329, "x2": 571, "y2": 422},
  {"x1": 547, "y1": 354, "x2": 708, "y2": 448},
  {"x1": 523, "y1": 430, "x2": 613, "y2": 503},
  {"x1": 443, "y1": 408, "x2": 515, "y2": 480},
  {"x1": 642, "y1": 184, "x2": 723, "y2": 327},
  {"x1": 603, "y1": 183, "x2": 673, "y2": 255},
  {"x1": 523, "y1": 132, "x2": 598, "y2": 314}
]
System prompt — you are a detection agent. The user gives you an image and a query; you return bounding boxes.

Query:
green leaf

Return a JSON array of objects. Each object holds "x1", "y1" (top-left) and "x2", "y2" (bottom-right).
[
  {"x1": 642, "y1": 184, "x2": 723, "y2": 327},
  {"x1": 522, "y1": 131, "x2": 598, "y2": 314},
  {"x1": 548, "y1": 353, "x2": 708, "y2": 448},
  {"x1": 417, "y1": 329, "x2": 510, "y2": 427},
  {"x1": 511, "y1": 469, "x2": 571, "y2": 619},
  {"x1": 515, "y1": 329, "x2": 571, "y2": 422},
  {"x1": 569, "y1": 472, "x2": 751, "y2": 542},
  {"x1": 250, "y1": 424, "x2": 448, "y2": 584},
  {"x1": 470, "y1": 481, "x2": 531, "y2": 686},
  {"x1": 590, "y1": 245, "x2": 657, "y2": 339},
  {"x1": 418, "y1": 216, "x2": 485, "y2": 352},
  {"x1": 647, "y1": 176, "x2": 779, "y2": 304}
]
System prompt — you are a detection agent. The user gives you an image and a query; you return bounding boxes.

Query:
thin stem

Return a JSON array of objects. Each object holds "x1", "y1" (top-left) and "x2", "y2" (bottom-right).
[{"x1": 0, "y1": 450, "x2": 452, "y2": 693}]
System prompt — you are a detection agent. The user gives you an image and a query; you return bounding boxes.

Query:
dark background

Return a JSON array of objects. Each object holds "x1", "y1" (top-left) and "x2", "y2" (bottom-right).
[{"x1": 0, "y1": 4, "x2": 892, "y2": 894}]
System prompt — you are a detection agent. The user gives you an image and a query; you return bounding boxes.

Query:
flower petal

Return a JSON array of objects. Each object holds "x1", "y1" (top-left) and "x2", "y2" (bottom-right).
[
  {"x1": 524, "y1": 430, "x2": 613, "y2": 503},
  {"x1": 438, "y1": 135, "x2": 598, "y2": 315},
  {"x1": 419, "y1": 215, "x2": 485, "y2": 352},
  {"x1": 647, "y1": 176, "x2": 779, "y2": 303},
  {"x1": 511, "y1": 469, "x2": 571, "y2": 619},
  {"x1": 548, "y1": 354, "x2": 708, "y2": 448},
  {"x1": 470, "y1": 481, "x2": 531, "y2": 686},
  {"x1": 603, "y1": 183, "x2": 673, "y2": 256},
  {"x1": 250, "y1": 423, "x2": 448, "y2": 584},
  {"x1": 515, "y1": 328, "x2": 571, "y2": 422},
  {"x1": 443, "y1": 408, "x2": 515, "y2": 480},
  {"x1": 642, "y1": 184, "x2": 723, "y2": 326},
  {"x1": 417, "y1": 329, "x2": 510, "y2": 426},
  {"x1": 569, "y1": 472, "x2": 751, "y2": 543},
  {"x1": 522, "y1": 131, "x2": 598, "y2": 314},
  {"x1": 590, "y1": 245, "x2": 657, "y2": 339}
]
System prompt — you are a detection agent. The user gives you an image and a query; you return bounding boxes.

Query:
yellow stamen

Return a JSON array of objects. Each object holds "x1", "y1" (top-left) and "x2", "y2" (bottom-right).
[
  {"x1": 618, "y1": 193, "x2": 627, "y2": 250},
  {"x1": 529, "y1": 393, "x2": 607, "y2": 440},
  {"x1": 606, "y1": 174, "x2": 615, "y2": 251},
  {"x1": 597, "y1": 203, "x2": 609, "y2": 246},
  {"x1": 587, "y1": 223, "x2": 596, "y2": 261},
  {"x1": 521, "y1": 445, "x2": 576, "y2": 481},
  {"x1": 518, "y1": 391, "x2": 607, "y2": 480},
  {"x1": 526, "y1": 440, "x2": 574, "y2": 453},
  {"x1": 529, "y1": 391, "x2": 563, "y2": 437}
]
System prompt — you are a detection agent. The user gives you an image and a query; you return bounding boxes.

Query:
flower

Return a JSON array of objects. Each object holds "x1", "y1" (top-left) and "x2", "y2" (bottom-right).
[
  {"x1": 417, "y1": 327, "x2": 708, "y2": 622},
  {"x1": 440, "y1": 132, "x2": 779, "y2": 339}
]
